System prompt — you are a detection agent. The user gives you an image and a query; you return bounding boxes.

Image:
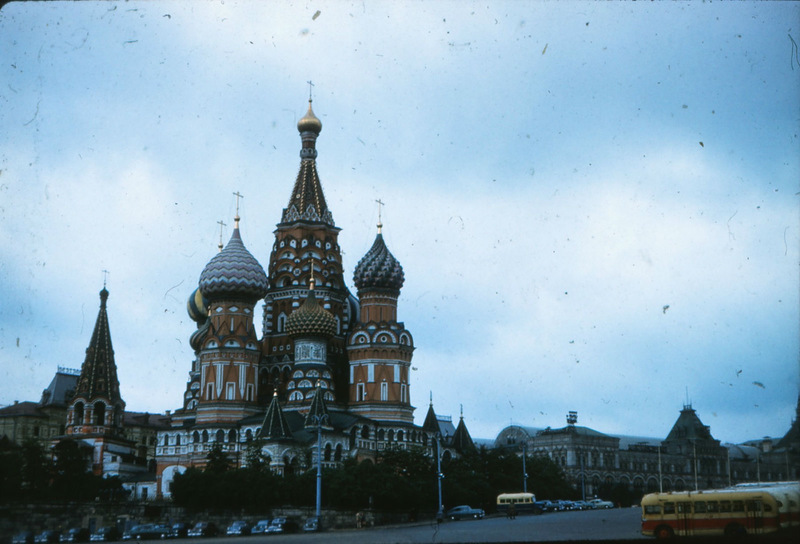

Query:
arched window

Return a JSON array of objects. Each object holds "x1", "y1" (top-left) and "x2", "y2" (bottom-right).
[
  {"x1": 163, "y1": 435, "x2": 169, "y2": 446},
  {"x1": 228, "y1": 429, "x2": 237, "y2": 443},
  {"x1": 73, "y1": 402, "x2": 84, "y2": 425},
  {"x1": 193, "y1": 431, "x2": 200, "y2": 443},
  {"x1": 93, "y1": 401, "x2": 106, "y2": 426},
  {"x1": 289, "y1": 391, "x2": 303, "y2": 401},
  {"x1": 202, "y1": 430, "x2": 208, "y2": 443},
  {"x1": 175, "y1": 434, "x2": 181, "y2": 446},
  {"x1": 245, "y1": 429, "x2": 253, "y2": 441},
  {"x1": 324, "y1": 443, "x2": 332, "y2": 461},
  {"x1": 216, "y1": 430, "x2": 225, "y2": 442},
  {"x1": 378, "y1": 429, "x2": 385, "y2": 441},
  {"x1": 397, "y1": 430, "x2": 404, "y2": 442},
  {"x1": 361, "y1": 425, "x2": 370, "y2": 439},
  {"x1": 335, "y1": 444, "x2": 343, "y2": 461},
  {"x1": 277, "y1": 313, "x2": 287, "y2": 333},
  {"x1": 388, "y1": 430, "x2": 395, "y2": 442}
]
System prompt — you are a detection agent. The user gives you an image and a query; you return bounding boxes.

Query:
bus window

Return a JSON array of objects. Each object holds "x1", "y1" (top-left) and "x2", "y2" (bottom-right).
[
  {"x1": 763, "y1": 503, "x2": 772, "y2": 513},
  {"x1": 644, "y1": 505, "x2": 661, "y2": 515},
  {"x1": 664, "y1": 502, "x2": 675, "y2": 514},
  {"x1": 694, "y1": 501, "x2": 707, "y2": 513},
  {"x1": 720, "y1": 501, "x2": 732, "y2": 513},
  {"x1": 707, "y1": 501, "x2": 719, "y2": 513},
  {"x1": 745, "y1": 500, "x2": 761, "y2": 513},
  {"x1": 678, "y1": 502, "x2": 691, "y2": 514},
  {"x1": 732, "y1": 501, "x2": 744, "y2": 512}
]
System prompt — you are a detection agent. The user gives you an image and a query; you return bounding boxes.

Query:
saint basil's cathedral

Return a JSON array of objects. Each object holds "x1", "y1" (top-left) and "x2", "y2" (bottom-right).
[{"x1": 153, "y1": 99, "x2": 474, "y2": 497}]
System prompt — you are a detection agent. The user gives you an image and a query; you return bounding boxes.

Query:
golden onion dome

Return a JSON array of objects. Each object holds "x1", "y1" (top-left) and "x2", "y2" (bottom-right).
[
  {"x1": 297, "y1": 100, "x2": 322, "y2": 135},
  {"x1": 286, "y1": 280, "x2": 337, "y2": 338}
]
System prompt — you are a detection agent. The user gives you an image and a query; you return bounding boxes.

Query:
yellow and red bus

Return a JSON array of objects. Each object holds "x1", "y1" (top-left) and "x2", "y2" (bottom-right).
[{"x1": 640, "y1": 485, "x2": 796, "y2": 539}]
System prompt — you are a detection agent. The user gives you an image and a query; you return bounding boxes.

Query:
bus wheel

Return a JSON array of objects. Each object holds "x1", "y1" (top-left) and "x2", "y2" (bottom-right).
[
  {"x1": 724, "y1": 523, "x2": 747, "y2": 538},
  {"x1": 654, "y1": 525, "x2": 674, "y2": 540}
]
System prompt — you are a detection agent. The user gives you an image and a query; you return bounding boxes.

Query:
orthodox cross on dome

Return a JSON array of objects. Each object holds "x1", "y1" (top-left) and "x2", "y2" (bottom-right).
[
  {"x1": 307, "y1": 80, "x2": 315, "y2": 102},
  {"x1": 216, "y1": 220, "x2": 227, "y2": 252},
  {"x1": 375, "y1": 198, "x2": 385, "y2": 233},
  {"x1": 310, "y1": 257, "x2": 316, "y2": 288},
  {"x1": 102, "y1": 269, "x2": 109, "y2": 288},
  {"x1": 232, "y1": 191, "x2": 244, "y2": 228}
]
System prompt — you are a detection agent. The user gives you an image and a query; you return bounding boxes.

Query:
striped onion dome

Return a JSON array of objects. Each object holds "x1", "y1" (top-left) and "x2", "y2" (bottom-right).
[
  {"x1": 187, "y1": 287, "x2": 209, "y2": 323},
  {"x1": 286, "y1": 280, "x2": 337, "y2": 338},
  {"x1": 353, "y1": 233, "x2": 404, "y2": 293},
  {"x1": 199, "y1": 221, "x2": 268, "y2": 302}
]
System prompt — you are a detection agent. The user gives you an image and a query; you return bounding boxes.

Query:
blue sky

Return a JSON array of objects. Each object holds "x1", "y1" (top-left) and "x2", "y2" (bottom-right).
[{"x1": 1, "y1": 1, "x2": 798, "y2": 444}]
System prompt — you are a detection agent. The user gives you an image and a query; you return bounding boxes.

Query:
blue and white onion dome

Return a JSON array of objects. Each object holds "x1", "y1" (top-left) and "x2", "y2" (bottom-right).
[
  {"x1": 353, "y1": 232, "x2": 404, "y2": 293},
  {"x1": 198, "y1": 217, "x2": 268, "y2": 303}
]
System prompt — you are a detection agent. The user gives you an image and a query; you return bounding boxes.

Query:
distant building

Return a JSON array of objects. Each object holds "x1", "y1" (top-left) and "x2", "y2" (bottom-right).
[{"x1": 495, "y1": 403, "x2": 800, "y2": 502}]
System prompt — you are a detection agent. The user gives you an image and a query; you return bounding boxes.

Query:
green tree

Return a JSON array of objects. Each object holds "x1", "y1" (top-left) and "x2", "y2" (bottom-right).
[{"x1": 205, "y1": 442, "x2": 231, "y2": 474}]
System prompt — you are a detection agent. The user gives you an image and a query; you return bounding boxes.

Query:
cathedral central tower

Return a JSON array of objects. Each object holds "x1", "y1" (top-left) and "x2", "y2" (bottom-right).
[{"x1": 261, "y1": 100, "x2": 357, "y2": 406}]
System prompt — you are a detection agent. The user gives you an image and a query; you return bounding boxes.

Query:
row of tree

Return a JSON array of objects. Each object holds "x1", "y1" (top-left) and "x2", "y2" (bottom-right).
[
  {"x1": 0, "y1": 437, "x2": 124, "y2": 503},
  {"x1": 170, "y1": 442, "x2": 577, "y2": 513}
]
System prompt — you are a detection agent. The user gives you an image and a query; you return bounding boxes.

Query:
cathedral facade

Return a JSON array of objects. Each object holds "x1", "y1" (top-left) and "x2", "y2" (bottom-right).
[{"x1": 154, "y1": 100, "x2": 472, "y2": 497}]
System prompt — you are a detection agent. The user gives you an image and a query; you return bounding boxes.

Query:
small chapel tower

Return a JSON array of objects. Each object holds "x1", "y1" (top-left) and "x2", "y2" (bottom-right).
[
  {"x1": 195, "y1": 211, "x2": 268, "y2": 424},
  {"x1": 348, "y1": 215, "x2": 415, "y2": 423},
  {"x1": 67, "y1": 286, "x2": 125, "y2": 437}
]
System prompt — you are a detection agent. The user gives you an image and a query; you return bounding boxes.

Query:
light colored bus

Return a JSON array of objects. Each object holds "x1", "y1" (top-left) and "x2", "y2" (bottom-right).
[
  {"x1": 641, "y1": 486, "x2": 790, "y2": 539},
  {"x1": 734, "y1": 482, "x2": 800, "y2": 528},
  {"x1": 496, "y1": 492, "x2": 539, "y2": 515}
]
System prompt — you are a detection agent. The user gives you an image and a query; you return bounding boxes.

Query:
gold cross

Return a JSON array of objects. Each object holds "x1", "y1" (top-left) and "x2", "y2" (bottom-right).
[
  {"x1": 375, "y1": 199, "x2": 385, "y2": 233},
  {"x1": 232, "y1": 191, "x2": 244, "y2": 216},
  {"x1": 102, "y1": 270, "x2": 109, "y2": 288},
  {"x1": 307, "y1": 80, "x2": 315, "y2": 101}
]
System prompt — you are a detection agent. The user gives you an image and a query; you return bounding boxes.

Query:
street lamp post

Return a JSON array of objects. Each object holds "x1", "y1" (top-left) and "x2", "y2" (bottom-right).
[
  {"x1": 436, "y1": 433, "x2": 444, "y2": 523},
  {"x1": 310, "y1": 410, "x2": 329, "y2": 521},
  {"x1": 522, "y1": 442, "x2": 528, "y2": 494}
]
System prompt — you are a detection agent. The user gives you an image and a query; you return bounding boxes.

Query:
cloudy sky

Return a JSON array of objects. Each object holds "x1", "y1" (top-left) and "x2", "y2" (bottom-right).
[{"x1": 1, "y1": 1, "x2": 798, "y2": 445}]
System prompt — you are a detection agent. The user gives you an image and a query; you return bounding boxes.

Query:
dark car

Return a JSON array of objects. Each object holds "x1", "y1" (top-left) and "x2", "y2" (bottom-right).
[
  {"x1": 187, "y1": 522, "x2": 218, "y2": 538},
  {"x1": 266, "y1": 517, "x2": 299, "y2": 534},
  {"x1": 122, "y1": 525, "x2": 169, "y2": 541},
  {"x1": 250, "y1": 520, "x2": 270, "y2": 535},
  {"x1": 35, "y1": 532, "x2": 61, "y2": 544},
  {"x1": 445, "y1": 505, "x2": 485, "y2": 520},
  {"x1": 225, "y1": 521, "x2": 250, "y2": 536},
  {"x1": 166, "y1": 523, "x2": 189, "y2": 539},
  {"x1": 60, "y1": 528, "x2": 90, "y2": 543},
  {"x1": 90, "y1": 528, "x2": 120, "y2": 543},
  {"x1": 302, "y1": 517, "x2": 320, "y2": 532},
  {"x1": 12, "y1": 533, "x2": 34, "y2": 544}
]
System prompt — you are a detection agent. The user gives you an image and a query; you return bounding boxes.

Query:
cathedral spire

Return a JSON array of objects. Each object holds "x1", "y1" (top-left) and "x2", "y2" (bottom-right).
[
  {"x1": 74, "y1": 286, "x2": 123, "y2": 406},
  {"x1": 281, "y1": 98, "x2": 334, "y2": 226}
]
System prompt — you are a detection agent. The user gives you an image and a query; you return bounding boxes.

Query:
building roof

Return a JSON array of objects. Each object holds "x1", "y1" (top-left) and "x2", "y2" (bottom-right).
[
  {"x1": 39, "y1": 369, "x2": 79, "y2": 406},
  {"x1": 285, "y1": 280, "x2": 337, "y2": 338},
  {"x1": 74, "y1": 288, "x2": 123, "y2": 406},
  {"x1": 258, "y1": 393, "x2": 293, "y2": 440},
  {"x1": 0, "y1": 400, "x2": 45, "y2": 418},
  {"x1": 122, "y1": 411, "x2": 171, "y2": 429},
  {"x1": 665, "y1": 404, "x2": 715, "y2": 442}
]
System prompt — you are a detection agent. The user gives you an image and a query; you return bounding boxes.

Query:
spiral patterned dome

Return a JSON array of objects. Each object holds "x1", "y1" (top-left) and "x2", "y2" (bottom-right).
[
  {"x1": 353, "y1": 233, "x2": 404, "y2": 292},
  {"x1": 187, "y1": 287, "x2": 209, "y2": 323},
  {"x1": 297, "y1": 100, "x2": 322, "y2": 134},
  {"x1": 199, "y1": 225, "x2": 268, "y2": 302},
  {"x1": 286, "y1": 284, "x2": 337, "y2": 338}
]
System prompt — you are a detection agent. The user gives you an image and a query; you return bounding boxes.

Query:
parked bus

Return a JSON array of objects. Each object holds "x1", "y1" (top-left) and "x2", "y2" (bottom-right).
[
  {"x1": 641, "y1": 486, "x2": 792, "y2": 539},
  {"x1": 496, "y1": 493, "x2": 540, "y2": 515},
  {"x1": 734, "y1": 482, "x2": 800, "y2": 528}
]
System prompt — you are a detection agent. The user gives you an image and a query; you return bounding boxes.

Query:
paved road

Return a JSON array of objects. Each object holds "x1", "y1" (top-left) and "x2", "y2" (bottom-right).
[{"x1": 190, "y1": 508, "x2": 645, "y2": 544}]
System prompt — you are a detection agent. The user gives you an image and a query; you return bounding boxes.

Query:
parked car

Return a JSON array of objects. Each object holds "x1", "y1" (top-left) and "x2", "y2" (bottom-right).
[
  {"x1": 34, "y1": 532, "x2": 61, "y2": 544},
  {"x1": 302, "y1": 517, "x2": 320, "y2": 532},
  {"x1": 266, "y1": 517, "x2": 299, "y2": 534},
  {"x1": 571, "y1": 500, "x2": 590, "y2": 510},
  {"x1": 90, "y1": 528, "x2": 121, "y2": 542},
  {"x1": 187, "y1": 522, "x2": 218, "y2": 538},
  {"x1": 534, "y1": 500, "x2": 558, "y2": 513},
  {"x1": 12, "y1": 532, "x2": 34, "y2": 544},
  {"x1": 587, "y1": 499, "x2": 614, "y2": 508},
  {"x1": 555, "y1": 500, "x2": 575, "y2": 511},
  {"x1": 60, "y1": 528, "x2": 90, "y2": 543},
  {"x1": 445, "y1": 505, "x2": 485, "y2": 520},
  {"x1": 250, "y1": 520, "x2": 271, "y2": 535},
  {"x1": 588, "y1": 498, "x2": 614, "y2": 509},
  {"x1": 225, "y1": 521, "x2": 251, "y2": 536},
  {"x1": 166, "y1": 523, "x2": 189, "y2": 539},
  {"x1": 122, "y1": 525, "x2": 169, "y2": 541}
]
